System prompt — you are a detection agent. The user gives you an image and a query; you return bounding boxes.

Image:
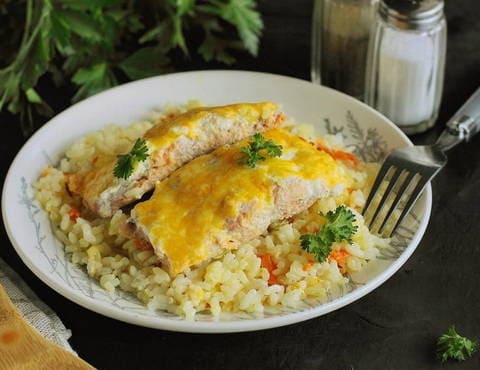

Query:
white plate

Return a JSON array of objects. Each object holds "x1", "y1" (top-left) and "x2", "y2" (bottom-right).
[{"x1": 2, "y1": 71, "x2": 431, "y2": 333}]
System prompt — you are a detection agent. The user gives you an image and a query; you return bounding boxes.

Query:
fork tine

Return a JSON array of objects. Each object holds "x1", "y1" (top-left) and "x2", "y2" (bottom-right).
[
  {"x1": 366, "y1": 166, "x2": 401, "y2": 229},
  {"x1": 377, "y1": 171, "x2": 415, "y2": 234},
  {"x1": 388, "y1": 175, "x2": 429, "y2": 237},
  {"x1": 362, "y1": 162, "x2": 392, "y2": 216}
]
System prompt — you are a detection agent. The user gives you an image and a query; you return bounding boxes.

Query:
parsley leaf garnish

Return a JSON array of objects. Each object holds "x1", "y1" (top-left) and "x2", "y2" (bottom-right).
[
  {"x1": 113, "y1": 139, "x2": 149, "y2": 180},
  {"x1": 437, "y1": 326, "x2": 478, "y2": 363},
  {"x1": 240, "y1": 133, "x2": 283, "y2": 168},
  {"x1": 300, "y1": 206, "x2": 358, "y2": 263}
]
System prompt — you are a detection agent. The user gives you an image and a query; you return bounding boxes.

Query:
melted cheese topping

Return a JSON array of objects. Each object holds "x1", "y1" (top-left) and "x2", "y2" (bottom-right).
[
  {"x1": 144, "y1": 102, "x2": 279, "y2": 149},
  {"x1": 67, "y1": 154, "x2": 116, "y2": 200},
  {"x1": 134, "y1": 129, "x2": 350, "y2": 275}
]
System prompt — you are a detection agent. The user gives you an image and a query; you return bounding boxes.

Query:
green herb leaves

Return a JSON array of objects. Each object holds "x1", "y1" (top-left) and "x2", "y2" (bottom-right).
[
  {"x1": 119, "y1": 47, "x2": 171, "y2": 81},
  {"x1": 202, "y1": 0, "x2": 263, "y2": 56},
  {"x1": 240, "y1": 133, "x2": 283, "y2": 168},
  {"x1": 71, "y1": 63, "x2": 117, "y2": 102},
  {"x1": 299, "y1": 233, "x2": 332, "y2": 264},
  {"x1": 0, "y1": 0, "x2": 264, "y2": 135},
  {"x1": 437, "y1": 326, "x2": 478, "y2": 363},
  {"x1": 300, "y1": 206, "x2": 358, "y2": 263},
  {"x1": 114, "y1": 139, "x2": 149, "y2": 180}
]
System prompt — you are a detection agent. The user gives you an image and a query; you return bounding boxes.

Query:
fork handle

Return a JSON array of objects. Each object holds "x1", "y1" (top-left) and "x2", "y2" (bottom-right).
[{"x1": 434, "y1": 86, "x2": 480, "y2": 152}]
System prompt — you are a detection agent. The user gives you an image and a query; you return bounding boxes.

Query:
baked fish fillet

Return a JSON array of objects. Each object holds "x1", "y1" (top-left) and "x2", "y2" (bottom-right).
[
  {"x1": 122, "y1": 129, "x2": 351, "y2": 276},
  {"x1": 67, "y1": 102, "x2": 284, "y2": 217}
]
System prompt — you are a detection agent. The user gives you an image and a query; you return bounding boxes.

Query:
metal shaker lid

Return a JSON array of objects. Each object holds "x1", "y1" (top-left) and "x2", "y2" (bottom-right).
[{"x1": 379, "y1": 0, "x2": 444, "y2": 30}]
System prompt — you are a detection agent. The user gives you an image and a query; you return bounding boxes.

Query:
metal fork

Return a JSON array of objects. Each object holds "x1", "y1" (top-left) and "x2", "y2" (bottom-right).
[{"x1": 363, "y1": 87, "x2": 480, "y2": 237}]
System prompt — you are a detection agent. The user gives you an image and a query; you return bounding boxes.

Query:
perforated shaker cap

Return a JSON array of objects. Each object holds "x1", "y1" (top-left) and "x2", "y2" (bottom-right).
[{"x1": 379, "y1": 0, "x2": 444, "y2": 30}]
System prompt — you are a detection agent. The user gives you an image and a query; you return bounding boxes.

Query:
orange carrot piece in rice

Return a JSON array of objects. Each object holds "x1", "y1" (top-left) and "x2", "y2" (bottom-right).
[
  {"x1": 268, "y1": 274, "x2": 279, "y2": 285},
  {"x1": 331, "y1": 150, "x2": 359, "y2": 166},
  {"x1": 329, "y1": 249, "x2": 350, "y2": 269},
  {"x1": 68, "y1": 207, "x2": 80, "y2": 221},
  {"x1": 258, "y1": 254, "x2": 279, "y2": 285},
  {"x1": 303, "y1": 261, "x2": 314, "y2": 271},
  {"x1": 316, "y1": 140, "x2": 359, "y2": 166}
]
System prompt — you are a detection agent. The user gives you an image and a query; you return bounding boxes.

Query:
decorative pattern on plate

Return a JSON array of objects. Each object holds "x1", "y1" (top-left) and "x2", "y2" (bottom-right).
[
  {"x1": 19, "y1": 110, "x2": 420, "y2": 322},
  {"x1": 324, "y1": 111, "x2": 389, "y2": 163}
]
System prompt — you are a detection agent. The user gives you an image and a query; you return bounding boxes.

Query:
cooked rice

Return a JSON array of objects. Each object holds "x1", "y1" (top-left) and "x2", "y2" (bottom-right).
[{"x1": 34, "y1": 102, "x2": 389, "y2": 321}]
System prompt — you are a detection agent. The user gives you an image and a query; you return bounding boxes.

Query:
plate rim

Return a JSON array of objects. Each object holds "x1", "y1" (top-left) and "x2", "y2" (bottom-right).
[{"x1": 1, "y1": 70, "x2": 432, "y2": 333}]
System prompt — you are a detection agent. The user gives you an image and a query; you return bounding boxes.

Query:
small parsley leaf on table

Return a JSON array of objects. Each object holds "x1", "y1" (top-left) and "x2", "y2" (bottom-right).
[{"x1": 437, "y1": 326, "x2": 478, "y2": 363}]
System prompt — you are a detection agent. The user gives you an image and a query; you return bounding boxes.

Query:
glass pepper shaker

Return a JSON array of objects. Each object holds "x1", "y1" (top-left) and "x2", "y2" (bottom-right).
[
  {"x1": 311, "y1": 0, "x2": 378, "y2": 101},
  {"x1": 365, "y1": 0, "x2": 447, "y2": 134}
]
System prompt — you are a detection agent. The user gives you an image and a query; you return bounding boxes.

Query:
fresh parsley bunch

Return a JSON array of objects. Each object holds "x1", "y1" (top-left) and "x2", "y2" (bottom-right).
[
  {"x1": 114, "y1": 138, "x2": 149, "y2": 180},
  {"x1": 300, "y1": 206, "x2": 358, "y2": 263},
  {"x1": 0, "y1": 0, "x2": 263, "y2": 135},
  {"x1": 240, "y1": 133, "x2": 283, "y2": 168}
]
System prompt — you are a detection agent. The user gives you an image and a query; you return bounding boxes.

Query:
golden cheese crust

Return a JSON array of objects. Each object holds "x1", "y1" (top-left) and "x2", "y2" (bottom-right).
[
  {"x1": 128, "y1": 129, "x2": 351, "y2": 275},
  {"x1": 67, "y1": 102, "x2": 284, "y2": 217}
]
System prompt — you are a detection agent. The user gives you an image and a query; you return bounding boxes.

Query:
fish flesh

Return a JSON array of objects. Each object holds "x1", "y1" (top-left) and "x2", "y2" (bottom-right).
[
  {"x1": 122, "y1": 129, "x2": 351, "y2": 275},
  {"x1": 67, "y1": 102, "x2": 284, "y2": 217}
]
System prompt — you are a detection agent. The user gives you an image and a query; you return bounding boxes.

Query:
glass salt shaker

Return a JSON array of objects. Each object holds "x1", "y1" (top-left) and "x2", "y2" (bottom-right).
[
  {"x1": 365, "y1": 0, "x2": 447, "y2": 134},
  {"x1": 311, "y1": 0, "x2": 378, "y2": 101}
]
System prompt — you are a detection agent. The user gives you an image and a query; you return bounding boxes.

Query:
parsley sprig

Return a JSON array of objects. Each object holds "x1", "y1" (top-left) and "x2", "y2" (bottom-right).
[
  {"x1": 240, "y1": 133, "x2": 283, "y2": 168},
  {"x1": 113, "y1": 139, "x2": 149, "y2": 180},
  {"x1": 437, "y1": 326, "x2": 478, "y2": 363},
  {"x1": 300, "y1": 206, "x2": 358, "y2": 263},
  {"x1": 0, "y1": 0, "x2": 263, "y2": 135}
]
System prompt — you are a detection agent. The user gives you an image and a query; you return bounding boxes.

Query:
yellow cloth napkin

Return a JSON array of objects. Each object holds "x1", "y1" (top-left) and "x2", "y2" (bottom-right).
[{"x1": 0, "y1": 257, "x2": 72, "y2": 350}]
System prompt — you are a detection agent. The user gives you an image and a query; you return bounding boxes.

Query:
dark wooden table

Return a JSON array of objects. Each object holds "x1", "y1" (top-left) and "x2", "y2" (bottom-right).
[{"x1": 1, "y1": 1, "x2": 480, "y2": 369}]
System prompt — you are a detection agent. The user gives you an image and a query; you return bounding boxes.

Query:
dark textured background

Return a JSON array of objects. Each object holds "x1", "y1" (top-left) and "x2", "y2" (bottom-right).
[{"x1": 1, "y1": 1, "x2": 480, "y2": 369}]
